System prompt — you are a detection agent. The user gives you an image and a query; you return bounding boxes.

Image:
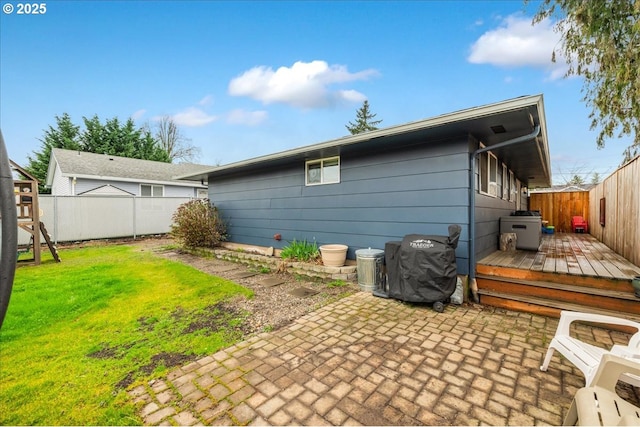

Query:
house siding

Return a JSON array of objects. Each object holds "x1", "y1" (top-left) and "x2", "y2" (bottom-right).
[
  {"x1": 164, "y1": 185, "x2": 198, "y2": 198},
  {"x1": 73, "y1": 178, "x2": 200, "y2": 197},
  {"x1": 75, "y1": 179, "x2": 139, "y2": 195},
  {"x1": 474, "y1": 193, "x2": 517, "y2": 261},
  {"x1": 209, "y1": 137, "x2": 472, "y2": 275},
  {"x1": 50, "y1": 162, "x2": 71, "y2": 195}
]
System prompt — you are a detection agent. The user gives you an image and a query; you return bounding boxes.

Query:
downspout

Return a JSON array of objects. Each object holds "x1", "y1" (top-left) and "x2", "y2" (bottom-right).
[{"x1": 468, "y1": 125, "x2": 540, "y2": 302}]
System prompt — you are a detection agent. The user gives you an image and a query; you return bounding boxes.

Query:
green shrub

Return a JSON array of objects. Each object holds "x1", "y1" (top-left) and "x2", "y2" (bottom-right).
[
  {"x1": 280, "y1": 239, "x2": 320, "y2": 262},
  {"x1": 171, "y1": 199, "x2": 227, "y2": 248}
]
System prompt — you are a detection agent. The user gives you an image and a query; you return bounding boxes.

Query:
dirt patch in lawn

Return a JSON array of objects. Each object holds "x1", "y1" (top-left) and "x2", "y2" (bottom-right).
[
  {"x1": 134, "y1": 237, "x2": 359, "y2": 336},
  {"x1": 116, "y1": 352, "x2": 195, "y2": 390},
  {"x1": 74, "y1": 236, "x2": 359, "y2": 390},
  {"x1": 87, "y1": 343, "x2": 135, "y2": 360},
  {"x1": 177, "y1": 302, "x2": 253, "y2": 336},
  {"x1": 106, "y1": 303, "x2": 250, "y2": 390}
]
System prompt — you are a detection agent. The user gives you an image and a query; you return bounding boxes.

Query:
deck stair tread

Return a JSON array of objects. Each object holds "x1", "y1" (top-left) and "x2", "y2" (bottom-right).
[
  {"x1": 477, "y1": 289, "x2": 640, "y2": 323},
  {"x1": 475, "y1": 273, "x2": 637, "y2": 302},
  {"x1": 476, "y1": 233, "x2": 640, "y2": 318},
  {"x1": 476, "y1": 264, "x2": 634, "y2": 291}
]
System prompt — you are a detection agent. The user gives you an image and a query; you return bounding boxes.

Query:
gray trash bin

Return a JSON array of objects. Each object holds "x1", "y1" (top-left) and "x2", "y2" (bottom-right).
[{"x1": 356, "y1": 248, "x2": 385, "y2": 292}]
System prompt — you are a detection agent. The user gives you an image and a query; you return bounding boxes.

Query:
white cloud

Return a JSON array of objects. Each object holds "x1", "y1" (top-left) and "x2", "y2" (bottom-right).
[
  {"x1": 468, "y1": 14, "x2": 568, "y2": 79},
  {"x1": 198, "y1": 95, "x2": 214, "y2": 106},
  {"x1": 169, "y1": 107, "x2": 218, "y2": 127},
  {"x1": 228, "y1": 60, "x2": 379, "y2": 108},
  {"x1": 339, "y1": 89, "x2": 367, "y2": 103},
  {"x1": 131, "y1": 109, "x2": 146, "y2": 120},
  {"x1": 226, "y1": 109, "x2": 268, "y2": 126}
]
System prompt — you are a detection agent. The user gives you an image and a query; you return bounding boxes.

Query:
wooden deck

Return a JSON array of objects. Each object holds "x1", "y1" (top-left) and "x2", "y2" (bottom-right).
[{"x1": 478, "y1": 232, "x2": 640, "y2": 280}]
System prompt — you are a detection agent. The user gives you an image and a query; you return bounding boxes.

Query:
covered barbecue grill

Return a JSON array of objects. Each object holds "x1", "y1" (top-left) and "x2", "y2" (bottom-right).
[{"x1": 374, "y1": 224, "x2": 461, "y2": 312}]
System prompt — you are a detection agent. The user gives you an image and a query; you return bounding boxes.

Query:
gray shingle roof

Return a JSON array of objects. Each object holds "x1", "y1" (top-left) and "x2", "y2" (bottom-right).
[{"x1": 51, "y1": 148, "x2": 212, "y2": 184}]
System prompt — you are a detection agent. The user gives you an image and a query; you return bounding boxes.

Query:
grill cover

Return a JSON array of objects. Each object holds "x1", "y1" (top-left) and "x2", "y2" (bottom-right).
[{"x1": 385, "y1": 225, "x2": 461, "y2": 303}]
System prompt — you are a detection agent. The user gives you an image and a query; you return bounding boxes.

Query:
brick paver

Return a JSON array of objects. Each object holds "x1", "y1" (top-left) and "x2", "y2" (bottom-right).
[{"x1": 129, "y1": 292, "x2": 638, "y2": 426}]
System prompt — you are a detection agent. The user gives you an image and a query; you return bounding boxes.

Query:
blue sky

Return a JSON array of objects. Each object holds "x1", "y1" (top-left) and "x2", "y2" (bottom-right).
[{"x1": 1, "y1": 0, "x2": 633, "y2": 185}]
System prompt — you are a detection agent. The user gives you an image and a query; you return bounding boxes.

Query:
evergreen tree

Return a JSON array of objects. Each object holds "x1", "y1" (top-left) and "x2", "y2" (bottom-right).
[
  {"x1": 27, "y1": 114, "x2": 172, "y2": 193},
  {"x1": 133, "y1": 130, "x2": 171, "y2": 162},
  {"x1": 345, "y1": 100, "x2": 382, "y2": 135},
  {"x1": 568, "y1": 174, "x2": 585, "y2": 186},
  {"x1": 80, "y1": 115, "x2": 108, "y2": 154},
  {"x1": 26, "y1": 113, "x2": 81, "y2": 193}
]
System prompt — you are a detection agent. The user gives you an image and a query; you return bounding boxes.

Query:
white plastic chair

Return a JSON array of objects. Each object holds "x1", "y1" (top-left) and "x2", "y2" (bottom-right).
[
  {"x1": 540, "y1": 310, "x2": 640, "y2": 386},
  {"x1": 563, "y1": 354, "x2": 640, "y2": 426}
]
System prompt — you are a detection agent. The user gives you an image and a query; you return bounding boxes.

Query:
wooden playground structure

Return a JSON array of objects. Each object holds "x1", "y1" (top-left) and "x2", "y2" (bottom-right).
[{"x1": 11, "y1": 160, "x2": 59, "y2": 265}]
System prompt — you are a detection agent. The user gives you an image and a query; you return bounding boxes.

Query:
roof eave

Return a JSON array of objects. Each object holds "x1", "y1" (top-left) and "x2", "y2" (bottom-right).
[{"x1": 178, "y1": 94, "x2": 550, "y2": 182}]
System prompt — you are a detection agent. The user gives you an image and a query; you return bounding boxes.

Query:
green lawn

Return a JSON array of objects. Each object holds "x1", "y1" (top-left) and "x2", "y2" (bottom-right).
[{"x1": 0, "y1": 244, "x2": 253, "y2": 425}]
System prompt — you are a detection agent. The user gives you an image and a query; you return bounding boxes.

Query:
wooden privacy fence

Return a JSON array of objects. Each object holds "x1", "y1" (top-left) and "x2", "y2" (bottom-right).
[
  {"x1": 530, "y1": 156, "x2": 639, "y2": 268},
  {"x1": 529, "y1": 191, "x2": 590, "y2": 233},
  {"x1": 589, "y1": 156, "x2": 639, "y2": 267}
]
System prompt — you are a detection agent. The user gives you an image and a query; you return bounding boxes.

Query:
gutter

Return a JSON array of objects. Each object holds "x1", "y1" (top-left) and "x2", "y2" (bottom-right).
[{"x1": 468, "y1": 125, "x2": 541, "y2": 302}]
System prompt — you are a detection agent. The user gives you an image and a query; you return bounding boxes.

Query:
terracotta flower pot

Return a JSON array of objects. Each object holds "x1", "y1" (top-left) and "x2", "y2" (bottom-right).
[{"x1": 319, "y1": 244, "x2": 348, "y2": 267}]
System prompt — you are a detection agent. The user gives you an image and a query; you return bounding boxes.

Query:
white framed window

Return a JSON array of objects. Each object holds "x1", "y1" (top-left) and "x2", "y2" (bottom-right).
[
  {"x1": 140, "y1": 184, "x2": 163, "y2": 197},
  {"x1": 509, "y1": 171, "x2": 516, "y2": 202},
  {"x1": 305, "y1": 156, "x2": 340, "y2": 185},
  {"x1": 478, "y1": 145, "x2": 498, "y2": 197},
  {"x1": 502, "y1": 164, "x2": 509, "y2": 199},
  {"x1": 497, "y1": 163, "x2": 503, "y2": 199},
  {"x1": 479, "y1": 146, "x2": 488, "y2": 194},
  {"x1": 196, "y1": 189, "x2": 208, "y2": 199},
  {"x1": 488, "y1": 153, "x2": 498, "y2": 197}
]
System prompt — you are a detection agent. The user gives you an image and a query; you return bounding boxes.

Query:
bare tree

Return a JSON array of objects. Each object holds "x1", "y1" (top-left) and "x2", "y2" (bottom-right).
[
  {"x1": 154, "y1": 116, "x2": 201, "y2": 163},
  {"x1": 554, "y1": 163, "x2": 596, "y2": 186}
]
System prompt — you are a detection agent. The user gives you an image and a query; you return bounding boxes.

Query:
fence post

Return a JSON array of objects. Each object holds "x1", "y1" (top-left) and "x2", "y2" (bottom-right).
[
  {"x1": 133, "y1": 196, "x2": 137, "y2": 240},
  {"x1": 53, "y1": 195, "x2": 58, "y2": 244}
]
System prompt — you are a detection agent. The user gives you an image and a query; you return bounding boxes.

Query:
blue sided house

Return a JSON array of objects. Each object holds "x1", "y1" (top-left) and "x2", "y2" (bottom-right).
[{"x1": 181, "y1": 94, "x2": 552, "y2": 278}]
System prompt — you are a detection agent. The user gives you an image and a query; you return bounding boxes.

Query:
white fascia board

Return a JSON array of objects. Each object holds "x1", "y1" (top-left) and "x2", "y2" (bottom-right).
[
  {"x1": 45, "y1": 152, "x2": 59, "y2": 186},
  {"x1": 57, "y1": 173, "x2": 207, "y2": 188},
  {"x1": 177, "y1": 94, "x2": 545, "y2": 180}
]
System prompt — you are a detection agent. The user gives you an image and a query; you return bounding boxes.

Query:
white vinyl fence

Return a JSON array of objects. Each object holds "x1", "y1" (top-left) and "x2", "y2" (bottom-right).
[{"x1": 18, "y1": 196, "x2": 193, "y2": 244}]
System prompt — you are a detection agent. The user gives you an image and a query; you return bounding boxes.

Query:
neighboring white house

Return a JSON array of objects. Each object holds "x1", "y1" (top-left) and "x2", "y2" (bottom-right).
[{"x1": 46, "y1": 148, "x2": 211, "y2": 197}]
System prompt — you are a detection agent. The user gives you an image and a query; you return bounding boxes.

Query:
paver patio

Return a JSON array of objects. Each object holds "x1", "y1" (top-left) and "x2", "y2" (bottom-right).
[{"x1": 129, "y1": 292, "x2": 638, "y2": 426}]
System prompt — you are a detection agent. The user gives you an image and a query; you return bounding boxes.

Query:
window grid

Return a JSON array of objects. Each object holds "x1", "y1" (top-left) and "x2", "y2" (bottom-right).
[
  {"x1": 140, "y1": 184, "x2": 164, "y2": 197},
  {"x1": 305, "y1": 156, "x2": 340, "y2": 186}
]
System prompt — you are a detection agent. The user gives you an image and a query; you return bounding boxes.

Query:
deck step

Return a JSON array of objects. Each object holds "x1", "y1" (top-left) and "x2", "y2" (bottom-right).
[
  {"x1": 476, "y1": 273, "x2": 637, "y2": 300},
  {"x1": 476, "y1": 264, "x2": 635, "y2": 292},
  {"x1": 476, "y1": 276, "x2": 639, "y2": 315},
  {"x1": 475, "y1": 270, "x2": 640, "y2": 321},
  {"x1": 478, "y1": 290, "x2": 640, "y2": 325}
]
